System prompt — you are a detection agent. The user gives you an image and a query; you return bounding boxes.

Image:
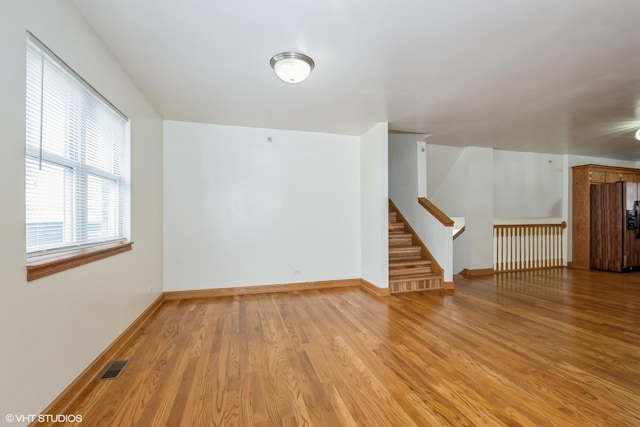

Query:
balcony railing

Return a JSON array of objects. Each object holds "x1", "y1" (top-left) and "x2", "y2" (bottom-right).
[{"x1": 493, "y1": 221, "x2": 566, "y2": 273}]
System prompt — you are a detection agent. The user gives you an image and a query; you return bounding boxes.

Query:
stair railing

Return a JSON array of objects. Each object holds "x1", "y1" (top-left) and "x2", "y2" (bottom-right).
[{"x1": 493, "y1": 221, "x2": 566, "y2": 273}]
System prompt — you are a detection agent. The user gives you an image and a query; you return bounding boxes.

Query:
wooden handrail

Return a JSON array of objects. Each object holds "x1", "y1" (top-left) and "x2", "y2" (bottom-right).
[
  {"x1": 453, "y1": 226, "x2": 465, "y2": 240},
  {"x1": 494, "y1": 221, "x2": 567, "y2": 229},
  {"x1": 417, "y1": 197, "x2": 454, "y2": 227}
]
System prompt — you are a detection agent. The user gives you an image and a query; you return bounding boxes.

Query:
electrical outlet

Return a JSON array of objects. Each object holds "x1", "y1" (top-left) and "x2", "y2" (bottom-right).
[
  {"x1": 148, "y1": 284, "x2": 153, "y2": 293},
  {"x1": 293, "y1": 270, "x2": 302, "y2": 275}
]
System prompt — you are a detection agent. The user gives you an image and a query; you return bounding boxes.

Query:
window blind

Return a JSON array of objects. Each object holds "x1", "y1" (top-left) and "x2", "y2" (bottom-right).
[{"x1": 25, "y1": 33, "x2": 129, "y2": 256}]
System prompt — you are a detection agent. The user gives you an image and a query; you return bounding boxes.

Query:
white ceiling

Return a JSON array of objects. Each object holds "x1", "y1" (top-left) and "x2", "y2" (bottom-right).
[{"x1": 71, "y1": 0, "x2": 640, "y2": 159}]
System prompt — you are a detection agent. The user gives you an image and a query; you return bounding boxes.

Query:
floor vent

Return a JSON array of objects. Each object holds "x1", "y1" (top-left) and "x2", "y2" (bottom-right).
[{"x1": 97, "y1": 360, "x2": 129, "y2": 381}]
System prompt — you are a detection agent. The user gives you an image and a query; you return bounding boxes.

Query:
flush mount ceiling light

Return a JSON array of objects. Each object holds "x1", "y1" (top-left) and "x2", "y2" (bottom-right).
[
  {"x1": 270, "y1": 52, "x2": 315, "y2": 84},
  {"x1": 636, "y1": 129, "x2": 640, "y2": 141}
]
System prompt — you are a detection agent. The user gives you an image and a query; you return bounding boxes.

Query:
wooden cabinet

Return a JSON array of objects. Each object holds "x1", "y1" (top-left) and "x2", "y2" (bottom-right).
[
  {"x1": 588, "y1": 168, "x2": 634, "y2": 184},
  {"x1": 621, "y1": 172, "x2": 635, "y2": 182},
  {"x1": 589, "y1": 169, "x2": 606, "y2": 183},
  {"x1": 607, "y1": 172, "x2": 621, "y2": 183},
  {"x1": 571, "y1": 164, "x2": 640, "y2": 269}
]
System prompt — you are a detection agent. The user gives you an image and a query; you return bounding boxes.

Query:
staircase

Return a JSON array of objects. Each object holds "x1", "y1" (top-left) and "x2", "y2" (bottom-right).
[{"x1": 388, "y1": 207, "x2": 444, "y2": 293}]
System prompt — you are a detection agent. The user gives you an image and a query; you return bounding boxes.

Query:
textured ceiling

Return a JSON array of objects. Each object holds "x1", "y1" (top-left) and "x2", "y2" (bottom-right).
[{"x1": 71, "y1": 0, "x2": 640, "y2": 159}]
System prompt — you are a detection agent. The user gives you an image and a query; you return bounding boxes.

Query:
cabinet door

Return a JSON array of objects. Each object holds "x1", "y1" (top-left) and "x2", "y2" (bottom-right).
[
  {"x1": 635, "y1": 174, "x2": 640, "y2": 183},
  {"x1": 590, "y1": 182, "x2": 624, "y2": 271}
]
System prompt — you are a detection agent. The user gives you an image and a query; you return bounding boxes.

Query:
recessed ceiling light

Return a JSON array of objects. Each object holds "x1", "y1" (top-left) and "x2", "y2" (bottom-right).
[{"x1": 270, "y1": 52, "x2": 315, "y2": 84}]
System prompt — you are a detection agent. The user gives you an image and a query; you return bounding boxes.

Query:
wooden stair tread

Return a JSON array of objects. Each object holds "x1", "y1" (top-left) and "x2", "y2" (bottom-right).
[
  {"x1": 389, "y1": 237, "x2": 412, "y2": 246},
  {"x1": 389, "y1": 266, "x2": 432, "y2": 277},
  {"x1": 389, "y1": 232, "x2": 412, "y2": 238},
  {"x1": 389, "y1": 259, "x2": 432, "y2": 268},
  {"x1": 389, "y1": 249, "x2": 421, "y2": 260},
  {"x1": 389, "y1": 233, "x2": 413, "y2": 246},
  {"x1": 390, "y1": 256, "x2": 422, "y2": 262},
  {"x1": 389, "y1": 272, "x2": 441, "y2": 281},
  {"x1": 389, "y1": 245, "x2": 420, "y2": 252}
]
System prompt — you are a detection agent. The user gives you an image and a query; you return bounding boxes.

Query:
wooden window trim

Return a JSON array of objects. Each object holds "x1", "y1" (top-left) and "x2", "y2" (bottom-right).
[{"x1": 26, "y1": 241, "x2": 133, "y2": 281}]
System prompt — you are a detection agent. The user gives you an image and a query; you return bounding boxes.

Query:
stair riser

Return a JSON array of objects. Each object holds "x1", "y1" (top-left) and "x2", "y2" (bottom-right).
[{"x1": 389, "y1": 278, "x2": 443, "y2": 293}]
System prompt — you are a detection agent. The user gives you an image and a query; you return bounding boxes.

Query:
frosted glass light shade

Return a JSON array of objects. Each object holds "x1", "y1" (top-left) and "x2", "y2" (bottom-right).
[
  {"x1": 270, "y1": 52, "x2": 315, "y2": 84},
  {"x1": 636, "y1": 128, "x2": 640, "y2": 141}
]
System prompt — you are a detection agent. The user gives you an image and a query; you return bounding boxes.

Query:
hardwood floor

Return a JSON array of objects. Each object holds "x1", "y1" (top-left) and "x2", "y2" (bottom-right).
[{"x1": 54, "y1": 269, "x2": 640, "y2": 426}]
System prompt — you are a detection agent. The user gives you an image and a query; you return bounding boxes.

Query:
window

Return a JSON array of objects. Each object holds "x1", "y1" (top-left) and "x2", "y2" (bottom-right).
[{"x1": 25, "y1": 33, "x2": 129, "y2": 260}]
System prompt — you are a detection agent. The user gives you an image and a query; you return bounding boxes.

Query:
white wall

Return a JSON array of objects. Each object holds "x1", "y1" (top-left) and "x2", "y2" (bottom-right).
[
  {"x1": 163, "y1": 121, "x2": 361, "y2": 290},
  {"x1": 417, "y1": 141, "x2": 427, "y2": 198},
  {"x1": 466, "y1": 147, "x2": 495, "y2": 270},
  {"x1": 493, "y1": 150, "x2": 564, "y2": 218},
  {"x1": 427, "y1": 144, "x2": 468, "y2": 215},
  {"x1": 389, "y1": 134, "x2": 453, "y2": 282},
  {"x1": 431, "y1": 147, "x2": 564, "y2": 219},
  {"x1": 426, "y1": 144, "x2": 465, "y2": 198},
  {"x1": 0, "y1": 0, "x2": 163, "y2": 421},
  {"x1": 428, "y1": 146, "x2": 494, "y2": 273},
  {"x1": 360, "y1": 123, "x2": 389, "y2": 288},
  {"x1": 428, "y1": 144, "x2": 471, "y2": 274}
]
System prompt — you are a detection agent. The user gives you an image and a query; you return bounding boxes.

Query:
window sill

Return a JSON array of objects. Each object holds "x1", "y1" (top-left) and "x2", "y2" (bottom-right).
[{"x1": 26, "y1": 241, "x2": 133, "y2": 281}]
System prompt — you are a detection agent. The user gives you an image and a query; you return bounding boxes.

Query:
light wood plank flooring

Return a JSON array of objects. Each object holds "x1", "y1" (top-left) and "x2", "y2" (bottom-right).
[{"x1": 54, "y1": 269, "x2": 640, "y2": 426}]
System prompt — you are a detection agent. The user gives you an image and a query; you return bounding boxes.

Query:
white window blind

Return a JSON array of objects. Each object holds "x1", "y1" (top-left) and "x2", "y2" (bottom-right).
[{"x1": 25, "y1": 33, "x2": 129, "y2": 256}]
